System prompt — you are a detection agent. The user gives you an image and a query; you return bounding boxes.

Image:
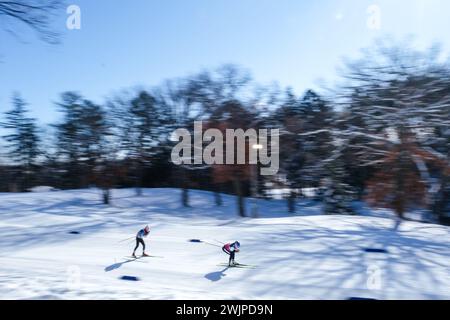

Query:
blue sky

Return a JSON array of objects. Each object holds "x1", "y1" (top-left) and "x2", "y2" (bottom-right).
[{"x1": 0, "y1": 0, "x2": 449, "y2": 125}]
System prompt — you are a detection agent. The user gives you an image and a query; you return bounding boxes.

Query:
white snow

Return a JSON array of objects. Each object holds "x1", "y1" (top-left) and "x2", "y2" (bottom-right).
[
  {"x1": 0, "y1": 188, "x2": 449, "y2": 300},
  {"x1": 28, "y1": 186, "x2": 58, "y2": 193}
]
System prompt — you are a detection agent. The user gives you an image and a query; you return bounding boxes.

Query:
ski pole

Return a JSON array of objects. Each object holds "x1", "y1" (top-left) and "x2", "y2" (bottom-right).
[
  {"x1": 202, "y1": 241, "x2": 222, "y2": 248},
  {"x1": 117, "y1": 236, "x2": 135, "y2": 244},
  {"x1": 213, "y1": 239, "x2": 225, "y2": 245}
]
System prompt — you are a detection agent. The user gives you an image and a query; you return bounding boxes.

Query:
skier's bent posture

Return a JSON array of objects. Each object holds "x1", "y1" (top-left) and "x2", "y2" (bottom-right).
[
  {"x1": 222, "y1": 241, "x2": 240, "y2": 266},
  {"x1": 132, "y1": 225, "x2": 150, "y2": 258}
]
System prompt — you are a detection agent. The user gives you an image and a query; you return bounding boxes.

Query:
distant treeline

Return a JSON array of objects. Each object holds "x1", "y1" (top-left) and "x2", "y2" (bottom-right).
[{"x1": 1, "y1": 41, "x2": 449, "y2": 222}]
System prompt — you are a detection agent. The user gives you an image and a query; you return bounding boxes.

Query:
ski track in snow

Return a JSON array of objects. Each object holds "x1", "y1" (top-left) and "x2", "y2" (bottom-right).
[{"x1": 0, "y1": 188, "x2": 449, "y2": 300}]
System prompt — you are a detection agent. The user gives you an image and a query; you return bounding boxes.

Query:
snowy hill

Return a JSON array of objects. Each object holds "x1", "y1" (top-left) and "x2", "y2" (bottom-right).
[{"x1": 0, "y1": 188, "x2": 448, "y2": 299}]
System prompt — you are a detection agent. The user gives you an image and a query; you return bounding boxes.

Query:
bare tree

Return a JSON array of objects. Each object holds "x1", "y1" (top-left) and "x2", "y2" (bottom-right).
[
  {"x1": 333, "y1": 41, "x2": 450, "y2": 219},
  {"x1": 0, "y1": 0, "x2": 63, "y2": 44}
]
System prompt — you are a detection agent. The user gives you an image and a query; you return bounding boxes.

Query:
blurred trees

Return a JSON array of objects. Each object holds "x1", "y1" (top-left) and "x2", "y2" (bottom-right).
[
  {"x1": 1, "y1": 93, "x2": 40, "y2": 191},
  {"x1": 162, "y1": 64, "x2": 253, "y2": 208},
  {"x1": 208, "y1": 100, "x2": 255, "y2": 217},
  {"x1": 335, "y1": 42, "x2": 450, "y2": 219},
  {"x1": 1, "y1": 42, "x2": 449, "y2": 221},
  {"x1": 54, "y1": 92, "x2": 110, "y2": 202},
  {"x1": 110, "y1": 90, "x2": 161, "y2": 196}
]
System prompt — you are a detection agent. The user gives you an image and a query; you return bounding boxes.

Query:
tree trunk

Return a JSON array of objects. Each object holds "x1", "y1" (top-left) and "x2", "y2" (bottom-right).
[
  {"x1": 135, "y1": 187, "x2": 142, "y2": 196},
  {"x1": 102, "y1": 189, "x2": 110, "y2": 204},
  {"x1": 214, "y1": 183, "x2": 223, "y2": 206},
  {"x1": 180, "y1": 168, "x2": 190, "y2": 207},
  {"x1": 214, "y1": 191, "x2": 223, "y2": 206},
  {"x1": 233, "y1": 179, "x2": 246, "y2": 217},
  {"x1": 433, "y1": 176, "x2": 448, "y2": 220},
  {"x1": 394, "y1": 148, "x2": 407, "y2": 220},
  {"x1": 182, "y1": 187, "x2": 189, "y2": 207},
  {"x1": 135, "y1": 161, "x2": 143, "y2": 196},
  {"x1": 287, "y1": 190, "x2": 296, "y2": 213}
]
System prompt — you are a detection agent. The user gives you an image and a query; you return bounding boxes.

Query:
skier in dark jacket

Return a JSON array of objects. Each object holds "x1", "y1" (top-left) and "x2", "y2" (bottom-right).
[
  {"x1": 222, "y1": 241, "x2": 240, "y2": 266},
  {"x1": 132, "y1": 225, "x2": 150, "y2": 258}
]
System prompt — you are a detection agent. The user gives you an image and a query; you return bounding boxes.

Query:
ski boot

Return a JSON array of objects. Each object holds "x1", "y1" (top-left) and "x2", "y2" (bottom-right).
[
  {"x1": 131, "y1": 252, "x2": 137, "y2": 258},
  {"x1": 142, "y1": 252, "x2": 150, "y2": 257}
]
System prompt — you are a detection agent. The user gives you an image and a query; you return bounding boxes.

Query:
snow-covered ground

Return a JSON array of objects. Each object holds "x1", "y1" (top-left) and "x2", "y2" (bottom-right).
[{"x1": 0, "y1": 188, "x2": 448, "y2": 300}]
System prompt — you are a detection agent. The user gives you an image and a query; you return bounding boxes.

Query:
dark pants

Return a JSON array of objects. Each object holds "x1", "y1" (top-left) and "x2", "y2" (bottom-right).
[
  {"x1": 222, "y1": 247, "x2": 235, "y2": 264},
  {"x1": 133, "y1": 237, "x2": 145, "y2": 253}
]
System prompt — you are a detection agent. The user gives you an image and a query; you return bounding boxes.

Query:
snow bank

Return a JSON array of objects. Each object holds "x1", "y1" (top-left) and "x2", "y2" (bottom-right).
[{"x1": 28, "y1": 186, "x2": 58, "y2": 193}]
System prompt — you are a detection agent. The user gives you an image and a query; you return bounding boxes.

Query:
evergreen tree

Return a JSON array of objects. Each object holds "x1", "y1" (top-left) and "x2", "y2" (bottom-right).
[
  {"x1": 111, "y1": 90, "x2": 161, "y2": 195},
  {"x1": 322, "y1": 159, "x2": 357, "y2": 215},
  {"x1": 2, "y1": 93, "x2": 40, "y2": 191},
  {"x1": 277, "y1": 89, "x2": 334, "y2": 212},
  {"x1": 54, "y1": 92, "x2": 110, "y2": 200}
]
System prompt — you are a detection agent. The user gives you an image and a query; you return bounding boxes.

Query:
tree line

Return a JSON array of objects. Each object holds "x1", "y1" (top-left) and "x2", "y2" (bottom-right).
[{"x1": 1, "y1": 42, "x2": 449, "y2": 223}]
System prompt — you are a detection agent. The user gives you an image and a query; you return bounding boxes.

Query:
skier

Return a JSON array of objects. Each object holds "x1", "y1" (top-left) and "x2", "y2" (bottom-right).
[
  {"x1": 132, "y1": 225, "x2": 150, "y2": 258},
  {"x1": 222, "y1": 241, "x2": 240, "y2": 266}
]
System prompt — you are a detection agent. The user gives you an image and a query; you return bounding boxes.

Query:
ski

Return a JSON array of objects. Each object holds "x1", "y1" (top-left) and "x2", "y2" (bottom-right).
[
  {"x1": 126, "y1": 255, "x2": 164, "y2": 259},
  {"x1": 217, "y1": 263, "x2": 258, "y2": 269},
  {"x1": 142, "y1": 255, "x2": 164, "y2": 258}
]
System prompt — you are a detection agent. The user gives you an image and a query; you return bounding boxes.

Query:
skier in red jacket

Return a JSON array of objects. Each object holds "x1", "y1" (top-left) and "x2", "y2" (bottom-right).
[{"x1": 222, "y1": 241, "x2": 240, "y2": 266}]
